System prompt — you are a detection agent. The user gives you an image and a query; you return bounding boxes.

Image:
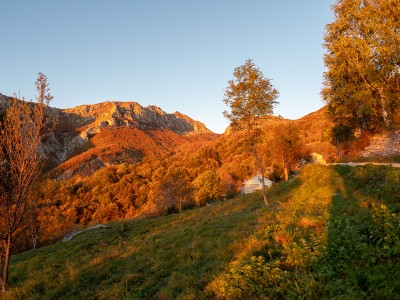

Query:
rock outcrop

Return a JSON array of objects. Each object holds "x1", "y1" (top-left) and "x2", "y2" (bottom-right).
[
  {"x1": 0, "y1": 93, "x2": 14, "y2": 107},
  {"x1": 0, "y1": 95, "x2": 211, "y2": 166},
  {"x1": 362, "y1": 130, "x2": 400, "y2": 157},
  {"x1": 47, "y1": 101, "x2": 210, "y2": 164},
  {"x1": 60, "y1": 101, "x2": 210, "y2": 136}
]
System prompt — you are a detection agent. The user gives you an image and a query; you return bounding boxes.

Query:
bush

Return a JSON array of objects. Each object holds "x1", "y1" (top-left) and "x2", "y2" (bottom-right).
[{"x1": 331, "y1": 124, "x2": 354, "y2": 144}]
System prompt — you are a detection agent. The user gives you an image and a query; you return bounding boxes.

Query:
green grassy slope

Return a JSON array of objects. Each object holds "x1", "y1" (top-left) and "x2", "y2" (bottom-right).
[
  {"x1": 4, "y1": 164, "x2": 400, "y2": 299},
  {"x1": 5, "y1": 193, "x2": 265, "y2": 299},
  {"x1": 210, "y1": 164, "x2": 400, "y2": 299}
]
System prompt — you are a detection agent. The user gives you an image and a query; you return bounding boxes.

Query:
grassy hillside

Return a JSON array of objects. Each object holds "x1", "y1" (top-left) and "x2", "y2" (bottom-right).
[
  {"x1": 5, "y1": 194, "x2": 265, "y2": 299},
  {"x1": 4, "y1": 164, "x2": 400, "y2": 299}
]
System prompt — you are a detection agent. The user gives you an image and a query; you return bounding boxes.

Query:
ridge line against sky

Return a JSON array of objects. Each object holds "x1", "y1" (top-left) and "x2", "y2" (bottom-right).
[{"x1": 1, "y1": 1, "x2": 335, "y2": 133}]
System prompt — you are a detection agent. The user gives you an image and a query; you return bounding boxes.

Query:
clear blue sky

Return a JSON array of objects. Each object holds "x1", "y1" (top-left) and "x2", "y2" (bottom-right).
[{"x1": 1, "y1": 1, "x2": 335, "y2": 133}]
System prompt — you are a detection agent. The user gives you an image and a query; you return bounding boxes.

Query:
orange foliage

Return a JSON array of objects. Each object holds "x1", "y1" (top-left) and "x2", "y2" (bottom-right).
[{"x1": 34, "y1": 108, "x2": 337, "y2": 247}]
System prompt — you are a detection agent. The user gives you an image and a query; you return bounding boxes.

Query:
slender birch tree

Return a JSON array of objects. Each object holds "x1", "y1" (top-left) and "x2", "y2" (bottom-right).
[
  {"x1": 0, "y1": 73, "x2": 52, "y2": 292},
  {"x1": 223, "y1": 59, "x2": 279, "y2": 206}
]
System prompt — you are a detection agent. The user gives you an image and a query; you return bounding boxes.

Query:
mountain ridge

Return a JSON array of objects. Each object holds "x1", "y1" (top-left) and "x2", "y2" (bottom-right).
[
  {"x1": 59, "y1": 100, "x2": 211, "y2": 135},
  {"x1": 1, "y1": 92, "x2": 337, "y2": 181},
  {"x1": 0, "y1": 94, "x2": 213, "y2": 170},
  {"x1": 0, "y1": 93, "x2": 211, "y2": 137}
]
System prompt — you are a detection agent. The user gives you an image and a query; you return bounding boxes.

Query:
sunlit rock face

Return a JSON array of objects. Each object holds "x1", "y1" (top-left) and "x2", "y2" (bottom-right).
[
  {"x1": 49, "y1": 101, "x2": 210, "y2": 164},
  {"x1": 0, "y1": 95, "x2": 211, "y2": 166},
  {"x1": 362, "y1": 131, "x2": 400, "y2": 157},
  {"x1": 57, "y1": 101, "x2": 210, "y2": 136}
]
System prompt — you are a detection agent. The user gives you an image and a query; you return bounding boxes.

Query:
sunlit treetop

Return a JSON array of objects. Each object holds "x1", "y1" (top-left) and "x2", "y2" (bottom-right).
[
  {"x1": 223, "y1": 59, "x2": 279, "y2": 133},
  {"x1": 322, "y1": 0, "x2": 400, "y2": 130}
]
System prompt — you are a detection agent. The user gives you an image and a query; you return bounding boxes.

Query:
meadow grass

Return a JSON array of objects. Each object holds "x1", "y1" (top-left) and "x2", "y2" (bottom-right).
[
  {"x1": 4, "y1": 193, "x2": 265, "y2": 299},
  {"x1": 3, "y1": 164, "x2": 400, "y2": 299},
  {"x1": 208, "y1": 164, "x2": 400, "y2": 299}
]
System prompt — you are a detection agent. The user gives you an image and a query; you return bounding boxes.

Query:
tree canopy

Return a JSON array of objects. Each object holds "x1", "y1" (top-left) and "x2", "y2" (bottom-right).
[
  {"x1": 266, "y1": 123, "x2": 308, "y2": 182},
  {"x1": 223, "y1": 59, "x2": 279, "y2": 136},
  {"x1": 322, "y1": 0, "x2": 400, "y2": 131},
  {"x1": 223, "y1": 59, "x2": 279, "y2": 205}
]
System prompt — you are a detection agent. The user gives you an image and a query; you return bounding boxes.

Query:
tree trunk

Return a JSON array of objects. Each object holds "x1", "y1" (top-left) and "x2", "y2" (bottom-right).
[
  {"x1": 378, "y1": 88, "x2": 392, "y2": 129},
  {"x1": 1, "y1": 234, "x2": 11, "y2": 293},
  {"x1": 282, "y1": 156, "x2": 289, "y2": 182},
  {"x1": 283, "y1": 165, "x2": 289, "y2": 182},
  {"x1": 31, "y1": 231, "x2": 37, "y2": 250},
  {"x1": 252, "y1": 147, "x2": 268, "y2": 206},
  {"x1": 283, "y1": 166, "x2": 289, "y2": 182}
]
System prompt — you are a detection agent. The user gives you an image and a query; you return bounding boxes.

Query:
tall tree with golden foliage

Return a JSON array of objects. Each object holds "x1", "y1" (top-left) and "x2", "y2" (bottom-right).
[
  {"x1": 322, "y1": 0, "x2": 400, "y2": 131},
  {"x1": 223, "y1": 59, "x2": 279, "y2": 205},
  {"x1": 0, "y1": 73, "x2": 52, "y2": 292}
]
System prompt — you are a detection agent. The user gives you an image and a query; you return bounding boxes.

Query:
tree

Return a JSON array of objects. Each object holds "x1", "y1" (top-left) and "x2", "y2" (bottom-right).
[
  {"x1": 193, "y1": 169, "x2": 223, "y2": 206},
  {"x1": 322, "y1": 0, "x2": 400, "y2": 131},
  {"x1": 223, "y1": 59, "x2": 279, "y2": 205},
  {"x1": 266, "y1": 123, "x2": 308, "y2": 182},
  {"x1": 151, "y1": 168, "x2": 193, "y2": 214},
  {"x1": 0, "y1": 73, "x2": 52, "y2": 292}
]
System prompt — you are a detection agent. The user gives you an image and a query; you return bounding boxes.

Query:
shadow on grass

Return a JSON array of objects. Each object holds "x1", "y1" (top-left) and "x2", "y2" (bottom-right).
[
  {"x1": 204, "y1": 164, "x2": 400, "y2": 299},
  {"x1": 314, "y1": 164, "x2": 400, "y2": 298}
]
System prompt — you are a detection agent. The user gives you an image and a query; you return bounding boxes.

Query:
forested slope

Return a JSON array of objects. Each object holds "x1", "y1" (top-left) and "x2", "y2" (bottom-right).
[{"x1": 5, "y1": 164, "x2": 400, "y2": 299}]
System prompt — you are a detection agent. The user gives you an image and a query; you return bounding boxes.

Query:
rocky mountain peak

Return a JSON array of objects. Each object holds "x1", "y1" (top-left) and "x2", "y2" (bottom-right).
[
  {"x1": 47, "y1": 100, "x2": 211, "y2": 164},
  {"x1": 59, "y1": 101, "x2": 210, "y2": 135},
  {"x1": 0, "y1": 94, "x2": 212, "y2": 166}
]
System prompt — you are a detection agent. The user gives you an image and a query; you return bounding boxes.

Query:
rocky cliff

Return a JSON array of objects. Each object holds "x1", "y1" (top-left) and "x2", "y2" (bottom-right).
[
  {"x1": 362, "y1": 130, "x2": 400, "y2": 158},
  {"x1": 59, "y1": 101, "x2": 210, "y2": 135},
  {"x1": 0, "y1": 95, "x2": 212, "y2": 166}
]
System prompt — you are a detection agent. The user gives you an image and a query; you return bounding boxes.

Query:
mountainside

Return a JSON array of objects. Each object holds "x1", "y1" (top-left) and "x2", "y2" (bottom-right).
[
  {"x1": 1, "y1": 92, "x2": 339, "y2": 186},
  {"x1": 1, "y1": 92, "x2": 337, "y2": 184},
  {"x1": 26, "y1": 105, "x2": 338, "y2": 236},
  {"x1": 5, "y1": 92, "x2": 400, "y2": 285},
  {"x1": 53, "y1": 103, "x2": 335, "y2": 180},
  {"x1": 0, "y1": 94, "x2": 215, "y2": 178},
  {"x1": 46, "y1": 100, "x2": 211, "y2": 165},
  {"x1": 6, "y1": 164, "x2": 400, "y2": 299}
]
